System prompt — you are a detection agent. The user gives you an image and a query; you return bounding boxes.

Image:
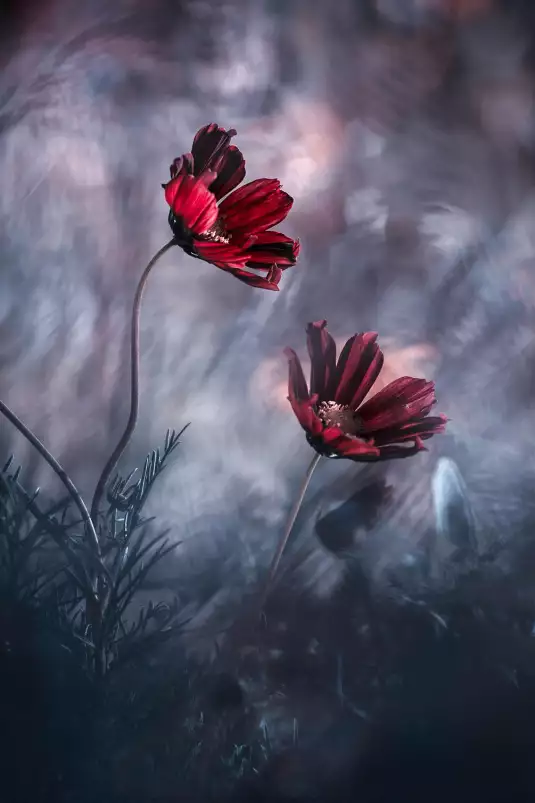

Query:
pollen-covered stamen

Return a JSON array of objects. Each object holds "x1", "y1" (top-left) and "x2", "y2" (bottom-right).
[
  {"x1": 198, "y1": 217, "x2": 231, "y2": 244},
  {"x1": 316, "y1": 401, "x2": 364, "y2": 436}
]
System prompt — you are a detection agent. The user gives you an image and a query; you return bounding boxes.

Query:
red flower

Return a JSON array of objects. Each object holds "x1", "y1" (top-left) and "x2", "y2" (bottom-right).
[
  {"x1": 163, "y1": 124, "x2": 300, "y2": 291},
  {"x1": 285, "y1": 320, "x2": 447, "y2": 461}
]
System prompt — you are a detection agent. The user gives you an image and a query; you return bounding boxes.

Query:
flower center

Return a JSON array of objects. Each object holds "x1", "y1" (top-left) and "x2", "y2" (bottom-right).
[
  {"x1": 316, "y1": 401, "x2": 363, "y2": 436},
  {"x1": 198, "y1": 217, "x2": 230, "y2": 244}
]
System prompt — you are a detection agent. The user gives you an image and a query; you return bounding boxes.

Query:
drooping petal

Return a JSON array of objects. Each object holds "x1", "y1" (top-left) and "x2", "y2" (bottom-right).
[
  {"x1": 249, "y1": 231, "x2": 299, "y2": 250},
  {"x1": 219, "y1": 179, "x2": 294, "y2": 237},
  {"x1": 371, "y1": 414, "x2": 448, "y2": 446},
  {"x1": 208, "y1": 145, "x2": 246, "y2": 200},
  {"x1": 193, "y1": 239, "x2": 251, "y2": 268},
  {"x1": 330, "y1": 332, "x2": 384, "y2": 409},
  {"x1": 284, "y1": 348, "x2": 323, "y2": 437},
  {"x1": 358, "y1": 377, "x2": 437, "y2": 432},
  {"x1": 245, "y1": 231, "x2": 300, "y2": 270},
  {"x1": 306, "y1": 320, "x2": 337, "y2": 401},
  {"x1": 165, "y1": 173, "x2": 218, "y2": 236},
  {"x1": 228, "y1": 265, "x2": 282, "y2": 290},
  {"x1": 246, "y1": 230, "x2": 298, "y2": 252},
  {"x1": 316, "y1": 427, "x2": 380, "y2": 460},
  {"x1": 193, "y1": 241, "x2": 284, "y2": 290},
  {"x1": 191, "y1": 123, "x2": 238, "y2": 176},
  {"x1": 375, "y1": 438, "x2": 429, "y2": 460}
]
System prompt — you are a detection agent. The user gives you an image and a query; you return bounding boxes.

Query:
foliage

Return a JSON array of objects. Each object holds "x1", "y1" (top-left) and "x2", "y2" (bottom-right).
[{"x1": 0, "y1": 429, "x2": 188, "y2": 678}]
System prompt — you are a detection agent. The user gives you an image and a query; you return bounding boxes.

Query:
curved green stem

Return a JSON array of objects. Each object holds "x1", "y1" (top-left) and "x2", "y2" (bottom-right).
[
  {"x1": 0, "y1": 399, "x2": 100, "y2": 555},
  {"x1": 259, "y1": 451, "x2": 322, "y2": 612},
  {"x1": 90, "y1": 238, "x2": 176, "y2": 525}
]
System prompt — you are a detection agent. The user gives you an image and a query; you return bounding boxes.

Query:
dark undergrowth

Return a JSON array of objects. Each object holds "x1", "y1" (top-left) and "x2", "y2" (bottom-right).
[{"x1": 3, "y1": 443, "x2": 535, "y2": 803}]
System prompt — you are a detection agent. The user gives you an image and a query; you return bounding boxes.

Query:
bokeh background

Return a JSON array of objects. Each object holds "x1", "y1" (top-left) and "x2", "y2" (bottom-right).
[{"x1": 3, "y1": 0, "x2": 535, "y2": 796}]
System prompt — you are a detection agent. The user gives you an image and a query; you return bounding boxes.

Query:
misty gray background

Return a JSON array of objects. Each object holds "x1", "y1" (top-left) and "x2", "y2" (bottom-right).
[{"x1": 1, "y1": 0, "x2": 535, "y2": 644}]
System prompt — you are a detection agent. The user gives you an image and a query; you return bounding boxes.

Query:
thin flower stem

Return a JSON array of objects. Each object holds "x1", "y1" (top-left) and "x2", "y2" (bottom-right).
[
  {"x1": 90, "y1": 238, "x2": 176, "y2": 526},
  {"x1": 0, "y1": 399, "x2": 100, "y2": 555},
  {"x1": 259, "y1": 451, "x2": 322, "y2": 612}
]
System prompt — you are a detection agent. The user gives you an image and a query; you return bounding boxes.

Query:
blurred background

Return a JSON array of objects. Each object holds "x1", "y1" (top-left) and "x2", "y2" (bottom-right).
[{"x1": 2, "y1": 0, "x2": 535, "y2": 799}]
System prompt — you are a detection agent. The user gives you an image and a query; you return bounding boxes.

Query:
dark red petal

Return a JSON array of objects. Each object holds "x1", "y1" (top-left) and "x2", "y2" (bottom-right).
[
  {"x1": 245, "y1": 232, "x2": 300, "y2": 270},
  {"x1": 284, "y1": 348, "x2": 323, "y2": 437},
  {"x1": 218, "y1": 264, "x2": 282, "y2": 291},
  {"x1": 285, "y1": 347, "x2": 310, "y2": 402},
  {"x1": 330, "y1": 332, "x2": 384, "y2": 409},
  {"x1": 218, "y1": 178, "x2": 278, "y2": 211},
  {"x1": 191, "y1": 123, "x2": 238, "y2": 176},
  {"x1": 319, "y1": 428, "x2": 380, "y2": 460},
  {"x1": 164, "y1": 175, "x2": 181, "y2": 207},
  {"x1": 193, "y1": 239, "x2": 250, "y2": 268},
  {"x1": 230, "y1": 265, "x2": 281, "y2": 290},
  {"x1": 193, "y1": 242, "x2": 283, "y2": 289},
  {"x1": 208, "y1": 145, "x2": 246, "y2": 200},
  {"x1": 164, "y1": 174, "x2": 218, "y2": 235},
  {"x1": 375, "y1": 438, "x2": 429, "y2": 460},
  {"x1": 219, "y1": 178, "x2": 294, "y2": 236},
  {"x1": 248, "y1": 230, "x2": 297, "y2": 248},
  {"x1": 265, "y1": 265, "x2": 283, "y2": 288},
  {"x1": 306, "y1": 320, "x2": 337, "y2": 401},
  {"x1": 358, "y1": 377, "x2": 437, "y2": 432},
  {"x1": 372, "y1": 414, "x2": 448, "y2": 446},
  {"x1": 169, "y1": 153, "x2": 194, "y2": 179}
]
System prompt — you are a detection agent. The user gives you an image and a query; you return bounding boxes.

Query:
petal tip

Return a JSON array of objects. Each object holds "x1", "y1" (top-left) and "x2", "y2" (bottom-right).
[
  {"x1": 283, "y1": 346, "x2": 297, "y2": 360},
  {"x1": 307, "y1": 319, "x2": 328, "y2": 331}
]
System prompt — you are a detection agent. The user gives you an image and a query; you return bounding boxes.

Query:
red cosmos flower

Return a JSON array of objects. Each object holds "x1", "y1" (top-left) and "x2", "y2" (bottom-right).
[
  {"x1": 285, "y1": 320, "x2": 447, "y2": 461},
  {"x1": 163, "y1": 123, "x2": 300, "y2": 291}
]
